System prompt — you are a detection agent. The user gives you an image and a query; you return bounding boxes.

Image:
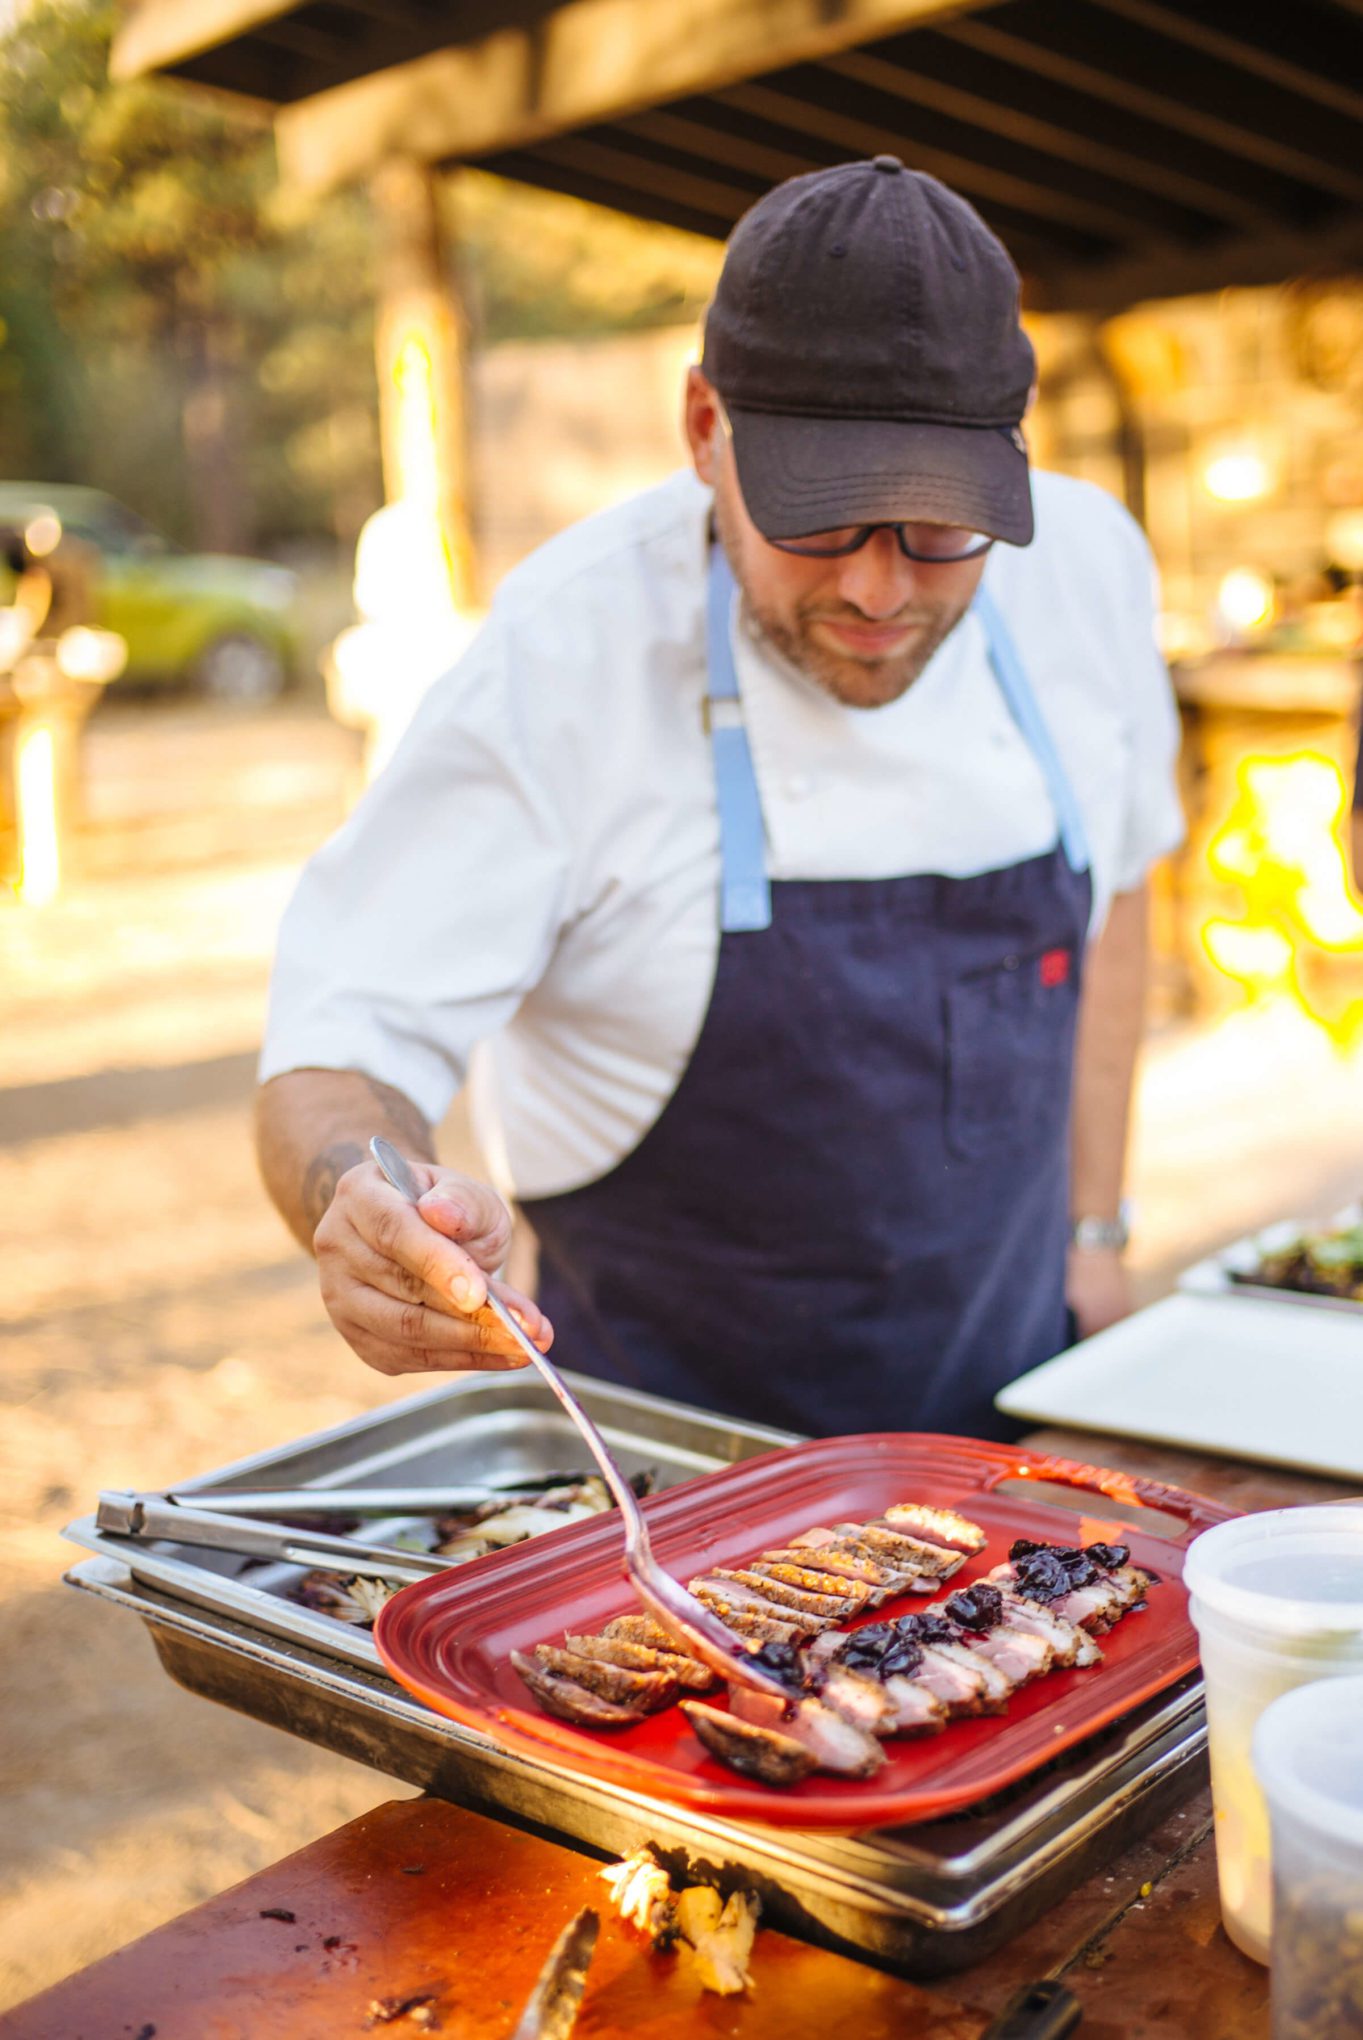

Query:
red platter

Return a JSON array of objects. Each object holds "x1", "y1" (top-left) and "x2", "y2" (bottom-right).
[{"x1": 375, "y1": 1433, "x2": 1234, "y2": 1830}]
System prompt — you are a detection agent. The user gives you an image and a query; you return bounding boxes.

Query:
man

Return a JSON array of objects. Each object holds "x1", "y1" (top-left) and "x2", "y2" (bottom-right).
[{"x1": 256, "y1": 158, "x2": 1182, "y2": 1439}]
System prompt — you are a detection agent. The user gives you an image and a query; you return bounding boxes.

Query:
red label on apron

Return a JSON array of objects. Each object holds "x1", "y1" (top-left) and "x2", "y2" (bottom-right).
[{"x1": 1039, "y1": 947, "x2": 1071, "y2": 988}]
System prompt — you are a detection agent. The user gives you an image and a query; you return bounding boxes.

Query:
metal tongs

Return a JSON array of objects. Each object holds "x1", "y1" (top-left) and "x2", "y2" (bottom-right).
[
  {"x1": 95, "y1": 1488, "x2": 450, "y2": 1584},
  {"x1": 369, "y1": 1137, "x2": 789, "y2": 1701}
]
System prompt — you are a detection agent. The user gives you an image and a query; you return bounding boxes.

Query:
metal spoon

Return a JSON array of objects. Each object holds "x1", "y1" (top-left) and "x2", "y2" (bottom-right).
[{"x1": 369, "y1": 1137, "x2": 789, "y2": 1700}]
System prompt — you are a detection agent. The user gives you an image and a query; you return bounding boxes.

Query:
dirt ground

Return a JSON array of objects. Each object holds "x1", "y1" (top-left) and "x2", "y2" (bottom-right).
[{"x1": 2, "y1": 692, "x2": 1361, "y2": 2012}]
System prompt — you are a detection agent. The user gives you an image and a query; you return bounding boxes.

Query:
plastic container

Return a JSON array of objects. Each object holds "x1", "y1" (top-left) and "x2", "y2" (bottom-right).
[
  {"x1": 1185, "y1": 1504, "x2": 1363, "y2": 1962},
  {"x1": 1253, "y1": 1676, "x2": 1363, "y2": 2039}
]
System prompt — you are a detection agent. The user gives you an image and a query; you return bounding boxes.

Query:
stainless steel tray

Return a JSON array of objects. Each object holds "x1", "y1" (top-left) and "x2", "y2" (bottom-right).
[
  {"x1": 63, "y1": 1371, "x2": 799, "y2": 1667},
  {"x1": 66, "y1": 1557, "x2": 1205, "y2": 1976},
  {"x1": 63, "y1": 1373, "x2": 1208, "y2": 1975},
  {"x1": 1180, "y1": 1202, "x2": 1363, "y2": 1315}
]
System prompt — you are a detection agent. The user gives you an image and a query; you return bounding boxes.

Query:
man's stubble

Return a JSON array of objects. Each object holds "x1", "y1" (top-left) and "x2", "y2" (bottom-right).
[{"x1": 712, "y1": 491, "x2": 973, "y2": 711}]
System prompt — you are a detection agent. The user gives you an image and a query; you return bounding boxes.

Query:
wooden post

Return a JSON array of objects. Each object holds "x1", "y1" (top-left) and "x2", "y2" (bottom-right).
[{"x1": 369, "y1": 154, "x2": 477, "y2": 612}]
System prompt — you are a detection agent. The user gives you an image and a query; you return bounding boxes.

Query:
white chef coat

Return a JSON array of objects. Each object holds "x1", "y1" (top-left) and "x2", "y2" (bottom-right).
[{"x1": 260, "y1": 467, "x2": 1185, "y2": 1199}]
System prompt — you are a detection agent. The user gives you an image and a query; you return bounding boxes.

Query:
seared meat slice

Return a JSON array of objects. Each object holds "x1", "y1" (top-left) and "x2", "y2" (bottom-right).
[
  {"x1": 730, "y1": 1687, "x2": 886, "y2": 1777},
  {"x1": 532, "y1": 1644, "x2": 680, "y2": 1710},
  {"x1": 879, "y1": 1675, "x2": 952, "y2": 1733},
  {"x1": 989, "y1": 1561, "x2": 1124, "y2": 1632},
  {"x1": 836, "y1": 1521, "x2": 967, "y2": 1581},
  {"x1": 991, "y1": 1543, "x2": 1157, "y2": 1634},
  {"x1": 682, "y1": 1700, "x2": 819, "y2": 1785},
  {"x1": 930, "y1": 1637, "x2": 1015, "y2": 1707},
  {"x1": 970, "y1": 1626, "x2": 1053, "y2": 1685},
  {"x1": 814, "y1": 1663, "x2": 900, "y2": 1735},
  {"x1": 942, "y1": 1580, "x2": 1098, "y2": 1673},
  {"x1": 689, "y1": 1576, "x2": 830, "y2": 1639},
  {"x1": 881, "y1": 1503, "x2": 987, "y2": 1553},
  {"x1": 692, "y1": 1596, "x2": 811, "y2": 1647},
  {"x1": 808, "y1": 1620, "x2": 972, "y2": 1727},
  {"x1": 708, "y1": 1569, "x2": 862, "y2": 1623},
  {"x1": 788, "y1": 1530, "x2": 933, "y2": 1596},
  {"x1": 747, "y1": 1558, "x2": 878, "y2": 1610},
  {"x1": 995, "y1": 1595, "x2": 1102, "y2": 1667},
  {"x1": 600, "y1": 1614, "x2": 712, "y2": 1662},
  {"x1": 510, "y1": 1650, "x2": 645, "y2": 1727},
  {"x1": 562, "y1": 1632, "x2": 718, "y2": 1691}
]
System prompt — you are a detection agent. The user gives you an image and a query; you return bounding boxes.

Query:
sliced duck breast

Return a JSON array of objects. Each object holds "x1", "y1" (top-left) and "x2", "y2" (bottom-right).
[
  {"x1": 730, "y1": 1686, "x2": 886, "y2": 1777},
  {"x1": 832, "y1": 1521, "x2": 966, "y2": 1581},
  {"x1": 600, "y1": 1614, "x2": 712, "y2": 1662},
  {"x1": 560, "y1": 1633, "x2": 719, "y2": 1691},
  {"x1": 878, "y1": 1675, "x2": 952, "y2": 1734},
  {"x1": 881, "y1": 1504, "x2": 988, "y2": 1553},
  {"x1": 708, "y1": 1569, "x2": 863, "y2": 1623},
  {"x1": 683, "y1": 1701, "x2": 819, "y2": 1785},
  {"x1": 813, "y1": 1663, "x2": 902, "y2": 1736},
  {"x1": 748, "y1": 1558, "x2": 878, "y2": 1609},
  {"x1": 510, "y1": 1650, "x2": 645, "y2": 1727},
  {"x1": 532, "y1": 1644, "x2": 680, "y2": 1710}
]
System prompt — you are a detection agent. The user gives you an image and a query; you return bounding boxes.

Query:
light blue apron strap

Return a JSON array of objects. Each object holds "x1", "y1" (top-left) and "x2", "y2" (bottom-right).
[
  {"x1": 972, "y1": 582, "x2": 1091, "y2": 874},
  {"x1": 705, "y1": 547, "x2": 773, "y2": 932}
]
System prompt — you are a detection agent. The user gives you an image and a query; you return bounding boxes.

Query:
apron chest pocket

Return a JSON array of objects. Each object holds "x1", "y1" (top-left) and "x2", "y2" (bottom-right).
[{"x1": 944, "y1": 949, "x2": 1078, "y2": 1162}]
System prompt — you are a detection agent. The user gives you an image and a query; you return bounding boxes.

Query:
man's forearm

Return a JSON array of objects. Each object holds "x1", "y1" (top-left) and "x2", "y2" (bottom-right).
[
  {"x1": 1070, "y1": 884, "x2": 1149, "y2": 1223},
  {"x1": 255, "y1": 1068, "x2": 436, "y2": 1251}
]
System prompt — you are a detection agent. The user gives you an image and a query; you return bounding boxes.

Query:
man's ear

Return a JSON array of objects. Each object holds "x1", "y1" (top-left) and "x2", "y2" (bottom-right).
[{"x1": 685, "y1": 366, "x2": 722, "y2": 484}]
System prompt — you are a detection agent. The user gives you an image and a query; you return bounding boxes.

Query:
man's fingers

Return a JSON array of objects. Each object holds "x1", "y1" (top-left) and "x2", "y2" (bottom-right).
[
  {"x1": 360, "y1": 1184, "x2": 494, "y2": 1311},
  {"x1": 488, "y1": 1278, "x2": 554, "y2": 1352},
  {"x1": 417, "y1": 1183, "x2": 512, "y2": 1261},
  {"x1": 342, "y1": 1244, "x2": 553, "y2": 1352},
  {"x1": 333, "y1": 1285, "x2": 531, "y2": 1373}
]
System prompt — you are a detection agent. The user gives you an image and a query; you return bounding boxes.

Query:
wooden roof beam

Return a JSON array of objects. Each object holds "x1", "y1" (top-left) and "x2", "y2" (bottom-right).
[
  {"x1": 824, "y1": 47, "x2": 1277, "y2": 234},
  {"x1": 895, "y1": 21, "x2": 1327, "y2": 223},
  {"x1": 477, "y1": 148, "x2": 739, "y2": 241},
  {"x1": 949, "y1": 5, "x2": 1363, "y2": 206},
  {"x1": 719, "y1": 77, "x2": 1134, "y2": 249},
  {"x1": 1088, "y1": 0, "x2": 1363, "y2": 128},
  {"x1": 269, "y1": 0, "x2": 986, "y2": 192},
  {"x1": 618, "y1": 107, "x2": 832, "y2": 189},
  {"x1": 1041, "y1": 206, "x2": 1363, "y2": 313},
  {"x1": 112, "y1": 0, "x2": 301, "y2": 81}
]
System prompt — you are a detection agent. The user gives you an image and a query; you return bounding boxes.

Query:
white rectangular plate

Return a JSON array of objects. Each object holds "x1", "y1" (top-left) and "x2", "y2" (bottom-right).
[{"x1": 996, "y1": 1292, "x2": 1363, "y2": 1482}]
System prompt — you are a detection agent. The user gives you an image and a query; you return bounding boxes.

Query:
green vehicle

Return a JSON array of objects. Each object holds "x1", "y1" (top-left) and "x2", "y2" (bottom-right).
[{"x1": 0, "y1": 483, "x2": 300, "y2": 699}]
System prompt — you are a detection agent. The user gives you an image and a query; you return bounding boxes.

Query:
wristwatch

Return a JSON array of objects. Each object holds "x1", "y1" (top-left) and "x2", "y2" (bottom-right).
[{"x1": 1070, "y1": 1205, "x2": 1131, "y2": 1252}]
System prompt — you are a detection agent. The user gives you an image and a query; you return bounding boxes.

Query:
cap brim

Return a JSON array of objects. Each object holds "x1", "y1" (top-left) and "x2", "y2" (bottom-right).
[{"x1": 725, "y1": 409, "x2": 1034, "y2": 547}]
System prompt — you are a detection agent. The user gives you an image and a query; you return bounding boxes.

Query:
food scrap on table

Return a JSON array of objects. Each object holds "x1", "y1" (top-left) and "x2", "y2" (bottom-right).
[{"x1": 599, "y1": 1849, "x2": 761, "y2": 1995}]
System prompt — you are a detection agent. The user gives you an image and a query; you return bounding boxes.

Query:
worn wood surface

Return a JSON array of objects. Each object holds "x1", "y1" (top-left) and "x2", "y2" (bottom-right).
[
  {"x1": 6, "y1": 1427, "x2": 1344, "y2": 2036},
  {"x1": 0, "y1": 1796, "x2": 989, "y2": 2040}
]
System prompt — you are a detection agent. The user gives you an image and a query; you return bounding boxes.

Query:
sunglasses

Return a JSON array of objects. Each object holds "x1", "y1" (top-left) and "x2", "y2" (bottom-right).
[
  {"x1": 767, "y1": 524, "x2": 994, "y2": 564},
  {"x1": 711, "y1": 395, "x2": 994, "y2": 567}
]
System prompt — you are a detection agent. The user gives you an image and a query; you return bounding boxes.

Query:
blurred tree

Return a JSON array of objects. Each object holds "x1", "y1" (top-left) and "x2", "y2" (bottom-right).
[
  {"x1": 0, "y1": 3, "x2": 721, "y2": 557},
  {"x1": 0, "y1": 0, "x2": 383, "y2": 553}
]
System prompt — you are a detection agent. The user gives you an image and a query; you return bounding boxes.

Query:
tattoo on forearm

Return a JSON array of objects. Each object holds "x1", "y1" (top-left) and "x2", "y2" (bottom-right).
[
  {"x1": 360, "y1": 1076, "x2": 434, "y2": 1160},
  {"x1": 303, "y1": 1141, "x2": 367, "y2": 1231}
]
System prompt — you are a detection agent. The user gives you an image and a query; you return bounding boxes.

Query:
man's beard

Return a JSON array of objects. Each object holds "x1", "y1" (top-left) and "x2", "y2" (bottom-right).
[{"x1": 713, "y1": 496, "x2": 971, "y2": 709}]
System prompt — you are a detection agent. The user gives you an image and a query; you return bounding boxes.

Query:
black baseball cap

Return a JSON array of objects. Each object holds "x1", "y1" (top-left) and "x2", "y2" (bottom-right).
[{"x1": 701, "y1": 156, "x2": 1036, "y2": 547}]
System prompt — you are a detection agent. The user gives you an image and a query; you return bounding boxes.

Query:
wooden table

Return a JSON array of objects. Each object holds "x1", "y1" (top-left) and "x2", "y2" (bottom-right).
[{"x1": 5, "y1": 1430, "x2": 1354, "y2": 2039}]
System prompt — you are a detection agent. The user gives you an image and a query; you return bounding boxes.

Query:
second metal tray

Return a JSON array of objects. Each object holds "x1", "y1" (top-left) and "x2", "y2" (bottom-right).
[
  {"x1": 67, "y1": 1554, "x2": 1207, "y2": 1977},
  {"x1": 63, "y1": 1371, "x2": 801, "y2": 1668}
]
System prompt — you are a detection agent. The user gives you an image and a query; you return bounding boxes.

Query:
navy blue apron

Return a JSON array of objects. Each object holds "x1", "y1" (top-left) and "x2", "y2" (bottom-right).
[{"x1": 521, "y1": 550, "x2": 1093, "y2": 1439}]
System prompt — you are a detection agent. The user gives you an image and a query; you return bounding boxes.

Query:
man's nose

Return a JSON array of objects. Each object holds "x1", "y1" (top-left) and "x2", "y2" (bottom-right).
[{"x1": 834, "y1": 530, "x2": 922, "y2": 618}]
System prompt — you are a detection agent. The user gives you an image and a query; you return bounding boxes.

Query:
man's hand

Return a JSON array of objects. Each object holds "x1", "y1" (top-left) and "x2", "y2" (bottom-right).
[
  {"x1": 314, "y1": 1155, "x2": 553, "y2": 1377},
  {"x1": 1065, "y1": 1243, "x2": 1132, "y2": 1343}
]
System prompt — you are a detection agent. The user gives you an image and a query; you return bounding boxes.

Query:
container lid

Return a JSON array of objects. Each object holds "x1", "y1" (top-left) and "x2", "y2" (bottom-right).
[
  {"x1": 1252, "y1": 1675, "x2": 1363, "y2": 1850},
  {"x1": 1184, "y1": 1504, "x2": 1363, "y2": 1641}
]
